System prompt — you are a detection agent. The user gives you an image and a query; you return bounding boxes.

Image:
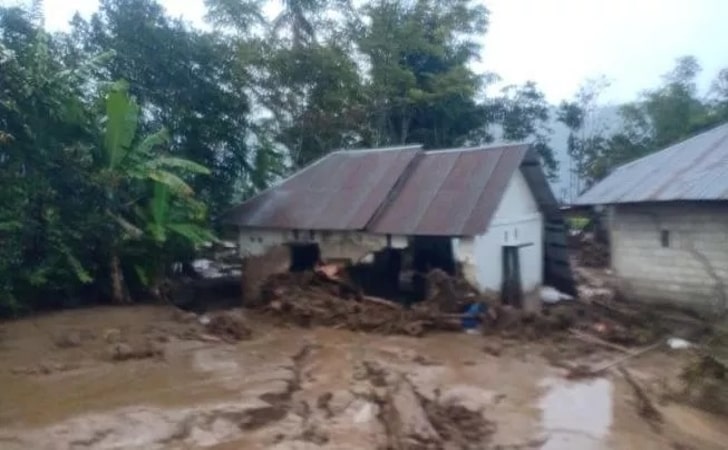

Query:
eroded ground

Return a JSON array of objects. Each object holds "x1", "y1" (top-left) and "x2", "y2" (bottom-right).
[{"x1": 0, "y1": 305, "x2": 726, "y2": 449}]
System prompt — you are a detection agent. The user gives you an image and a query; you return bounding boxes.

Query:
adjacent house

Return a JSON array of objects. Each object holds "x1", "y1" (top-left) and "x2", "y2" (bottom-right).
[
  {"x1": 224, "y1": 144, "x2": 573, "y2": 304},
  {"x1": 575, "y1": 122, "x2": 728, "y2": 313}
]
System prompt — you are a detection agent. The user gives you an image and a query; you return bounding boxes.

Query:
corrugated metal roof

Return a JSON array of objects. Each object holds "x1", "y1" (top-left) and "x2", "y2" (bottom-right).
[
  {"x1": 223, "y1": 146, "x2": 422, "y2": 230},
  {"x1": 224, "y1": 143, "x2": 537, "y2": 236},
  {"x1": 575, "y1": 122, "x2": 728, "y2": 205},
  {"x1": 369, "y1": 144, "x2": 528, "y2": 235}
]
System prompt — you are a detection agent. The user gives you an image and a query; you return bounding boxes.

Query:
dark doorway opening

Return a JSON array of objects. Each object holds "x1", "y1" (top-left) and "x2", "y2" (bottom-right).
[
  {"x1": 411, "y1": 236, "x2": 456, "y2": 274},
  {"x1": 501, "y1": 246, "x2": 523, "y2": 307},
  {"x1": 410, "y1": 236, "x2": 456, "y2": 302},
  {"x1": 348, "y1": 248, "x2": 403, "y2": 299},
  {"x1": 289, "y1": 243, "x2": 320, "y2": 272}
]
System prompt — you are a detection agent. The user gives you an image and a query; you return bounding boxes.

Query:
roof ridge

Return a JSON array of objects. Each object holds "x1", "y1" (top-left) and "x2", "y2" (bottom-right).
[
  {"x1": 363, "y1": 150, "x2": 426, "y2": 231},
  {"x1": 426, "y1": 142, "x2": 528, "y2": 154},
  {"x1": 332, "y1": 144, "x2": 423, "y2": 154}
]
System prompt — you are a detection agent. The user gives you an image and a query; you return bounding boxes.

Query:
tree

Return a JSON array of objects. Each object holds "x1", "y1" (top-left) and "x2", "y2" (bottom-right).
[
  {"x1": 356, "y1": 0, "x2": 491, "y2": 149},
  {"x1": 98, "y1": 81, "x2": 212, "y2": 303},
  {"x1": 557, "y1": 77, "x2": 611, "y2": 195},
  {"x1": 493, "y1": 82, "x2": 557, "y2": 178},
  {"x1": 0, "y1": 6, "x2": 100, "y2": 313},
  {"x1": 71, "y1": 0, "x2": 257, "y2": 213}
]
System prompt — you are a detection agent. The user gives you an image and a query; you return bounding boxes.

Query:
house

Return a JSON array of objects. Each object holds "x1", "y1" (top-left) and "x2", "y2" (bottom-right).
[
  {"x1": 224, "y1": 144, "x2": 574, "y2": 305},
  {"x1": 575, "y1": 122, "x2": 728, "y2": 313}
]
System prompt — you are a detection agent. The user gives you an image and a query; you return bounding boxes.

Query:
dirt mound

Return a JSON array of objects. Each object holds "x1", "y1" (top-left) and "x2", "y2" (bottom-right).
[
  {"x1": 106, "y1": 339, "x2": 164, "y2": 361},
  {"x1": 204, "y1": 311, "x2": 252, "y2": 342},
  {"x1": 422, "y1": 399, "x2": 496, "y2": 448},
  {"x1": 571, "y1": 232, "x2": 609, "y2": 268},
  {"x1": 367, "y1": 365, "x2": 495, "y2": 449},
  {"x1": 425, "y1": 269, "x2": 484, "y2": 313},
  {"x1": 257, "y1": 271, "x2": 468, "y2": 336}
]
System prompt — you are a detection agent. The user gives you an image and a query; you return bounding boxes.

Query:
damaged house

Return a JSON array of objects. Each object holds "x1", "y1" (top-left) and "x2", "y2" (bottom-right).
[
  {"x1": 224, "y1": 144, "x2": 574, "y2": 305},
  {"x1": 575, "y1": 122, "x2": 728, "y2": 313}
]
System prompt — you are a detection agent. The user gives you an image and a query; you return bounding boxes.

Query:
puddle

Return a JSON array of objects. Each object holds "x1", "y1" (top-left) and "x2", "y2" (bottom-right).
[{"x1": 539, "y1": 377, "x2": 613, "y2": 450}]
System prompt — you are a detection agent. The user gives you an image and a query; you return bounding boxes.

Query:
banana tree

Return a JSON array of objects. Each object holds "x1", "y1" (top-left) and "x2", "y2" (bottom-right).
[
  {"x1": 101, "y1": 81, "x2": 211, "y2": 303},
  {"x1": 130, "y1": 182, "x2": 216, "y2": 296}
]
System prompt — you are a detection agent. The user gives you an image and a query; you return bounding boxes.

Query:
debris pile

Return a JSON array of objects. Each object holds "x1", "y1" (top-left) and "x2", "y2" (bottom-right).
[
  {"x1": 677, "y1": 354, "x2": 728, "y2": 415},
  {"x1": 571, "y1": 231, "x2": 609, "y2": 268},
  {"x1": 424, "y1": 269, "x2": 484, "y2": 313},
  {"x1": 257, "y1": 271, "x2": 473, "y2": 336}
]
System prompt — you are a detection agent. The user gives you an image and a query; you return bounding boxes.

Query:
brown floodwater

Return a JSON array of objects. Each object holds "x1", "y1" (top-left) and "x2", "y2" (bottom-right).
[{"x1": 0, "y1": 305, "x2": 726, "y2": 449}]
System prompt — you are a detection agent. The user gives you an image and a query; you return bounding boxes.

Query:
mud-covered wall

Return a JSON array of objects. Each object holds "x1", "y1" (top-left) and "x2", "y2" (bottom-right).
[
  {"x1": 454, "y1": 171, "x2": 544, "y2": 293},
  {"x1": 610, "y1": 202, "x2": 728, "y2": 313},
  {"x1": 238, "y1": 228, "x2": 407, "y2": 262}
]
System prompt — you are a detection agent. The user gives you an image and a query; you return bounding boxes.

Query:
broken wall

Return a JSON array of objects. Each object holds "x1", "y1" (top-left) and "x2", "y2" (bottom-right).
[
  {"x1": 238, "y1": 228, "x2": 407, "y2": 263},
  {"x1": 610, "y1": 202, "x2": 728, "y2": 313}
]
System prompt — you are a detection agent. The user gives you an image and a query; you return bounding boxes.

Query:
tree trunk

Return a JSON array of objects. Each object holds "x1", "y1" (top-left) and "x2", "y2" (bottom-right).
[{"x1": 110, "y1": 251, "x2": 129, "y2": 304}]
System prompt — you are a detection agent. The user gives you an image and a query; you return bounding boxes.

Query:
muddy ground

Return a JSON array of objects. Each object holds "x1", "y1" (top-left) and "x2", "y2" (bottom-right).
[{"x1": 0, "y1": 305, "x2": 727, "y2": 450}]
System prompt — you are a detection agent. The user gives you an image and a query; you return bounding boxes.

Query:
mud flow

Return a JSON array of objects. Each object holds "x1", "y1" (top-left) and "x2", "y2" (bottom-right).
[{"x1": 0, "y1": 302, "x2": 727, "y2": 450}]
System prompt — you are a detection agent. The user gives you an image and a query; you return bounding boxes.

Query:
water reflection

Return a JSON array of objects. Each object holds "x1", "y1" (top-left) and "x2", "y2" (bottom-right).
[{"x1": 540, "y1": 377, "x2": 613, "y2": 450}]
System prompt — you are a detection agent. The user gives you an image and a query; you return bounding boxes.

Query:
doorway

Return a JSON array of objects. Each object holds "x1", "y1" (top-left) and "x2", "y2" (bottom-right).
[{"x1": 501, "y1": 246, "x2": 523, "y2": 307}]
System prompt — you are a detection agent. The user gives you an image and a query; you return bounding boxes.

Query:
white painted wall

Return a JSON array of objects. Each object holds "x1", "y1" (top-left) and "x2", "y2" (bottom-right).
[
  {"x1": 610, "y1": 202, "x2": 728, "y2": 313},
  {"x1": 454, "y1": 170, "x2": 544, "y2": 293}
]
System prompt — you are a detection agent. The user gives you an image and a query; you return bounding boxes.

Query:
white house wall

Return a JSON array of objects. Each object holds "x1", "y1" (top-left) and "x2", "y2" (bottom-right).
[
  {"x1": 454, "y1": 170, "x2": 544, "y2": 293},
  {"x1": 610, "y1": 202, "x2": 728, "y2": 313}
]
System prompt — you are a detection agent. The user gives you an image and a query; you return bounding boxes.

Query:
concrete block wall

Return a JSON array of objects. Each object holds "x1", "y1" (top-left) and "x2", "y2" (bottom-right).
[{"x1": 610, "y1": 202, "x2": 728, "y2": 313}]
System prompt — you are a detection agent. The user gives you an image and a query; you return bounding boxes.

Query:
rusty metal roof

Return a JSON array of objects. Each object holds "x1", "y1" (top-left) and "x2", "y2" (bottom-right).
[
  {"x1": 223, "y1": 146, "x2": 422, "y2": 230},
  {"x1": 224, "y1": 143, "x2": 537, "y2": 236},
  {"x1": 575, "y1": 122, "x2": 728, "y2": 205},
  {"x1": 369, "y1": 144, "x2": 529, "y2": 235}
]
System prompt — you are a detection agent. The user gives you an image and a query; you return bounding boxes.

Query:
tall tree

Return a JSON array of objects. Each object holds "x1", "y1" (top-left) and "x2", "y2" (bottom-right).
[
  {"x1": 71, "y1": 0, "x2": 256, "y2": 213},
  {"x1": 356, "y1": 0, "x2": 490, "y2": 149},
  {"x1": 0, "y1": 6, "x2": 100, "y2": 312},
  {"x1": 97, "y1": 82, "x2": 212, "y2": 302},
  {"x1": 557, "y1": 77, "x2": 611, "y2": 196},
  {"x1": 493, "y1": 82, "x2": 557, "y2": 178}
]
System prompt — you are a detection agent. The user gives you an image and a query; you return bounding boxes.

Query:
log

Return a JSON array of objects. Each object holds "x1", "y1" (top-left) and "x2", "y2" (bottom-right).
[
  {"x1": 566, "y1": 339, "x2": 665, "y2": 379},
  {"x1": 618, "y1": 367, "x2": 663, "y2": 426},
  {"x1": 361, "y1": 295, "x2": 403, "y2": 310},
  {"x1": 592, "y1": 339, "x2": 665, "y2": 373},
  {"x1": 569, "y1": 329, "x2": 635, "y2": 354}
]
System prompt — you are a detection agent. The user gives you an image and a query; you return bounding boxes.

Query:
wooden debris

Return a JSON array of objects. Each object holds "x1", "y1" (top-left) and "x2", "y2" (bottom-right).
[
  {"x1": 619, "y1": 367, "x2": 663, "y2": 428},
  {"x1": 566, "y1": 339, "x2": 665, "y2": 379},
  {"x1": 569, "y1": 329, "x2": 635, "y2": 354}
]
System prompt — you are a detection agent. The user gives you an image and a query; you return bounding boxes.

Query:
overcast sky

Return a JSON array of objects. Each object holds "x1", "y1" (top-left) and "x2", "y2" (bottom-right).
[{"x1": 5, "y1": 0, "x2": 728, "y2": 104}]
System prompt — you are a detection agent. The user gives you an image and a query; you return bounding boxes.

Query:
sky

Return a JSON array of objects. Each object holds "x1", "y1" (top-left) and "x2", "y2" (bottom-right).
[{"x1": 4, "y1": 0, "x2": 728, "y2": 104}]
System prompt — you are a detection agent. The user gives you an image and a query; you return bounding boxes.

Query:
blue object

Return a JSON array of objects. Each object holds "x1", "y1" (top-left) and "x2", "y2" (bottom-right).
[{"x1": 461, "y1": 302, "x2": 485, "y2": 330}]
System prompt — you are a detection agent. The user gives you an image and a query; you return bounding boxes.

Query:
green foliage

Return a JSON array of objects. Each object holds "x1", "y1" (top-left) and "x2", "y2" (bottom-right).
[
  {"x1": 71, "y1": 0, "x2": 258, "y2": 213},
  {"x1": 0, "y1": 5, "x2": 214, "y2": 311},
  {"x1": 356, "y1": 0, "x2": 491, "y2": 149},
  {"x1": 98, "y1": 82, "x2": 215, "y2": 292},
  {"x1": 494, "y1": 82, "x2": 557, "y2": 177}
]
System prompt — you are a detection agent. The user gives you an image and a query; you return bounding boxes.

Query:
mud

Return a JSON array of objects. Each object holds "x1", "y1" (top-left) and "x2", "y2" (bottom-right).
[
  {"x1": 0, "y1": 306, "x2": 727, "y2": 449},
  {"x1": 203, "y1": 310, "x2": 253, "y2": 342}
]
